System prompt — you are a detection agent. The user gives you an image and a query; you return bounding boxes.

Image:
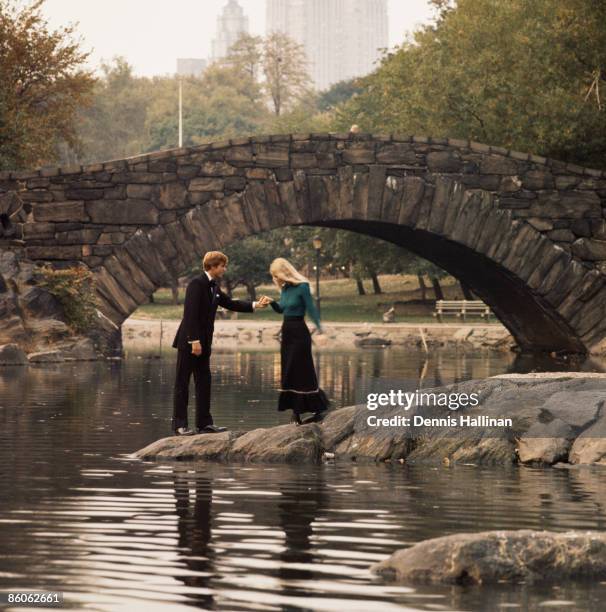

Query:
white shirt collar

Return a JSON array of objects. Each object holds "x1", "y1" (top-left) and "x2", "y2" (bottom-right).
[{"x1": 205, "y1": 271, "x2": 214, "y2": 282}]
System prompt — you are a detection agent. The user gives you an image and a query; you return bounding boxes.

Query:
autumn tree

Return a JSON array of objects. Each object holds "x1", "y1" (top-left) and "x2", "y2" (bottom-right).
[
  {"x1": 262, "y1": 32, "x2": 312, "y2": 116},
  {"x1": 0, "y1": 0, "x2": 95, "y2": 169}
]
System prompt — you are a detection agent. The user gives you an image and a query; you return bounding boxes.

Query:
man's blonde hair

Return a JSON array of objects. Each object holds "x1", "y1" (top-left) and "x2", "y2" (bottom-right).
[{"x1": 203, "y1": 251, "x2": 228, "y2": 271}]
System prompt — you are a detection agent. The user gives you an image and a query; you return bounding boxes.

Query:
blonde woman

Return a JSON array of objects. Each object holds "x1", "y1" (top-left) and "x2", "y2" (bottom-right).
[{"x1": 267, "y1": 258, "x2": 329, "y2": 425}]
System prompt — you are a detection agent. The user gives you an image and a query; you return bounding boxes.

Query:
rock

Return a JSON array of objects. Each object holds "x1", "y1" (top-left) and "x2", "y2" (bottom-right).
[
  {"x1": 132, "y1": 374, "x2": 606, "y2": 466},
  {"x1": 0, "y1": 343, "x2": 28, "y2": 365},
  {"x1": 354, "y1": 335, "x2": 392, "y2": 347},
  {"x1": 569, "y1": 416, "x2": 606, "y2": 465},
  {"x1": 229, "y1": 423, "x2": 324, "y2": 463},
  {"x1": 19, "y1": 286, "x2": 65, "y2": 320},
  {"x1": 134, "y1": 431, "x2": 241, "y2": 461},
  {"x1": 28, "y1": 350, "x2": 65, "y2": 363},
  {"x1": 517, "y1": 418, "x2": 575, "y2": 464},
  {"x1": 26, "y1": 319, "x2": 71, "y2": 341},
  {"x1": 371, "y1": 530, "x2": 606, "y2": 584},
  {"x1": 55, "y1": 337, "x2": 97, "y2": 360}
]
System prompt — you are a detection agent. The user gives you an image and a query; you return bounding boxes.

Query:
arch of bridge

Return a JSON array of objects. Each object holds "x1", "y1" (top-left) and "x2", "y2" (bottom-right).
[{"x1": 2, "y1": 133, "x2": 606, "y2": 353}]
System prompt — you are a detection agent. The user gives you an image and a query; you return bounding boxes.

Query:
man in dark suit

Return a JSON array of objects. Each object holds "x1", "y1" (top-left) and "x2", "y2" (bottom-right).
[{"x1": 172, "y1": 251, "x2": 270, "y2": 436}]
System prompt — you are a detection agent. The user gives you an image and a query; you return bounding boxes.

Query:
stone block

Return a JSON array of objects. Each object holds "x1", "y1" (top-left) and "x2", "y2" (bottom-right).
[
  {"x1": 224, "y1": 176, "x2": 247, "y2": 191},
  {"x1": 23, "y1": 222, "x2": 56, "y2": 240},
  {"x1": 33, "y1": 202, "x2": 89, "y2": 223},
  {"x1": 25, "y1": 245, "x2": 82, "y2": 260},
  {"x1": 426, "y1": 151, "x2": 462, "y2": 173},
  {"x1": 480, "y1": 155, "x2": 519, "y2": 175},
  {"x1": 253, "y1": 145, "x2": 289, "y2": 168},
  {"x1": 291, "y1": 153, "x2": 317, "y2": 168},
  {"x1": 157, "y1": 182, "x2": 187, "y2": 209},
  {"x1": 528, "y1": 191, "x2": 601, "y2": 219},
  {"x1": 547, "y1": 229, "x2": 575, "y2": 242},
  {"x1": 126, "y1": 184, "x2": 155, "y2": 199},
  {"x1": 64, "y1": 189, "x2": 105, "y2": 200},
  {"x1": 571, "y1": 238, "x2": 606, "y2": 261},
  {"x1": 199, "y1": 161, "x2": 237, "y2": 176},
  {"x1": 376, "y1": 144, "x2": 417, "y2": 165},
  {"x1": 189, "y1": 177, "x2": 224, "y2": 192},
  {"x1": 522, "y1": 171, "x2": 555, "y2": 190},
  {"x1": 397, "y1": 177, "x2": 426, "y2": 226},
  {"x1": 123, "y1": 231, "x2": 172, "y2": 287},
  {"x1": 113, "y1": 249, "x2": 155, "y2": 295},
  {"x1": 86, "y1": 200, "x2": 159, "y2": 225},
  {"x1": 343, "y1": 146, "x2": 375, "y2": 164},
  {"x1": 56, "y1": 229, "x2": 101, "y2": 245}
]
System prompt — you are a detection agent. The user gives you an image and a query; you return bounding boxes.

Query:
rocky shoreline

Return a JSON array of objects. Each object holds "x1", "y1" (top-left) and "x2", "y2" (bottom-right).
[
  {"x1": 123, "y1": 316, "x2": 515, "y2": 353},
  {"x1": 133, "y1": 373, "x2": 606, "y2": 467}
]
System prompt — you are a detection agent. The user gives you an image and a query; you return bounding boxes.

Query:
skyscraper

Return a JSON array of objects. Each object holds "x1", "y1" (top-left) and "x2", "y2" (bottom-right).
[
  {"x1": 266, "y1": 0, "x2": 388, "y2": 90},
  {"x1": 211, "y1": 0, "x2": 250, "y2": 61}
]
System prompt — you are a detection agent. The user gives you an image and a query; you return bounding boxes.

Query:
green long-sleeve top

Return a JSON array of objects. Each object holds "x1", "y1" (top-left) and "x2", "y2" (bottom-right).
[{"x1": 270, "y1": 282, "x2": 322, "y2": 330}]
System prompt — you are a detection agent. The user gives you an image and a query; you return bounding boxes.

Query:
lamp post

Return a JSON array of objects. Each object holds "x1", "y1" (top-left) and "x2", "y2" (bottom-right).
[
  {"x1": 178, "y1": 77, "x2": 183, "y2": 148},
  {"x1": 312, "y1": 235, "x2": 322, "y2": 317}
]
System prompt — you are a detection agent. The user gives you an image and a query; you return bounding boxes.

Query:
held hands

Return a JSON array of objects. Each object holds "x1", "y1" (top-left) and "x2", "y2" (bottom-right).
[{"x1": 256, "y1": 295, "x2": 273, "y2": 308}]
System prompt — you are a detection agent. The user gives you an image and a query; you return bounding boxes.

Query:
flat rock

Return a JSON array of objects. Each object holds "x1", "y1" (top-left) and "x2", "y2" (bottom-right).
[
  {"x1": 0, "y1": 343, "x2": 28, "y2": 365},
  {"x1": 372, "y1": 530, "x2": 606, "y2": 584},
  {"x1": 229, "y1": 423, "x2": 323, "y2": 463},
  {"x1": 517, "y1": 418, "x2": 575, "y2": 464},
  {"x1": 55, "y1": 337, "x2": 98, "y2": 360},
  {"x1": 569, "y1": 416, "x2": 606, "y2": 465},
  {"x1": 134, "y1": 431, "x2": 241, "y2": 461},
  {"x1": 28, "y1": 350, "x2": 65, "y2": 363}
]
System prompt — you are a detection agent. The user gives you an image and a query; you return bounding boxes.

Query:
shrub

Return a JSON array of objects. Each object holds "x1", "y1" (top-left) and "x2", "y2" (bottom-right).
[{"x1": 36, "y1": 266, "x2": 98, "y2": 333}]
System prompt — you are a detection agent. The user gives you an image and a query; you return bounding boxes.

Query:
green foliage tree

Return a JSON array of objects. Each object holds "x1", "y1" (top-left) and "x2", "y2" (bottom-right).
[
  {"x1": 0, "y1": 0, "x2": 95, "y2": 170},
  {"x1": 336, "y1": 0, "x2": 606, "y2": 168}
]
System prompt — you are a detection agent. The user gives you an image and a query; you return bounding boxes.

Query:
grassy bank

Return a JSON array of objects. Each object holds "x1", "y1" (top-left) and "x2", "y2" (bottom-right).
[{"x1": 131, "y1": 275, "x2": 474, "y2": 323}]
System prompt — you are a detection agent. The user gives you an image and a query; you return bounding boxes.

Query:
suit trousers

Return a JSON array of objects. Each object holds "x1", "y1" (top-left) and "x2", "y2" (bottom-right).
[{"x1": 172, "y1": 349, "x2": 213, "y2": 430}]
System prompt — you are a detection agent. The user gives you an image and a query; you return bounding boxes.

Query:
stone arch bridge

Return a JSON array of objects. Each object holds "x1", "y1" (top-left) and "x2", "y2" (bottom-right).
[{"x1": 1, "y1": 133, "x2": 606, "y2": 354}]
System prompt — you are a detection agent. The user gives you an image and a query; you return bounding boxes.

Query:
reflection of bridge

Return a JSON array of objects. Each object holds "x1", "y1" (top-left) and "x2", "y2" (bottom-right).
[{"x1": 1, "y1": 134, "x2": 605, "y2": 353}]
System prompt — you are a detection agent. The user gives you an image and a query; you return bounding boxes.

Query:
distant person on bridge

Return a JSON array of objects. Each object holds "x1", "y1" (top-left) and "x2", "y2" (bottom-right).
[{"x1": 171, "y1": 251, "x2": 270, "y2": 436}]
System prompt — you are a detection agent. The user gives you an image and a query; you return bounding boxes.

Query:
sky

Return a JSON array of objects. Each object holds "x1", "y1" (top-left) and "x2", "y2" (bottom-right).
[{"x1": 42, "y1": 0, "x2": 436, "y2": 77}]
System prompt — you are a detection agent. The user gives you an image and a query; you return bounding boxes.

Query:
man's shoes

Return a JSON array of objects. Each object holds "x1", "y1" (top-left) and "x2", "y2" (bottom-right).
[
  {"x1": 174, "y1": 427, "x2": 195, "y2": 436},
  {"x1": 197, "y1": 424, "x2": 228, "y2": 434}
]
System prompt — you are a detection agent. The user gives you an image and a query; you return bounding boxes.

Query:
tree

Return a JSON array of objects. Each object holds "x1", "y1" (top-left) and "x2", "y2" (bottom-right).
[
  {"x1": 336, "y1": 0, "x2": 606, "y2": 168},
  {"x1": 0, "y1": 0, "x2": 95, "y2": 170},
  {"x1": 223, "y1": 33, "x2": 264, "y2": 104},
  {"x1": 263, "y1": 32, "x2": 313, "y2": 116},
  {"x1": 75, "y1": 57, "x2": 149, "y2": 164}
]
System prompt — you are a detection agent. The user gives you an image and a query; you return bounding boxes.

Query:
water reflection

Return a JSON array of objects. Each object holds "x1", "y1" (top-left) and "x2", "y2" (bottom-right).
[{"x1": 1, "y1": 347, "x2": 606, "y2": 611}]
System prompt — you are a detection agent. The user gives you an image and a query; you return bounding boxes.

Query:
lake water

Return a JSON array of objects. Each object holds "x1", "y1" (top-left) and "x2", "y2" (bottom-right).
[{"x1": 1, "y1": 346, "x2": 606, "y2": 611}]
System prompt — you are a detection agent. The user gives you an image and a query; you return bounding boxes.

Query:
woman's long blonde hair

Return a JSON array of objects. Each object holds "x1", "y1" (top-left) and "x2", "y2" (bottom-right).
[{"x1": 269, "y1": 258, "x2": 310, "y2": 289}]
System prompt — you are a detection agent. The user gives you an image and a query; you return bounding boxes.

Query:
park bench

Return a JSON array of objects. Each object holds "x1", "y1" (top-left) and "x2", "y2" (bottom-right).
[{"x1": 433, "y1": 300, "x2": 492, "y2": 322}]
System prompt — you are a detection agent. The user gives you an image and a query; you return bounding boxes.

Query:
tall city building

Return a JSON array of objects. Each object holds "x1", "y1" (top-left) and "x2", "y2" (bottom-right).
[
  {"x1": 176, "y1": 58, "x2": 207, "y2": 77},
  {"x1": 266, "y1": 0, "x2": 388, "y2": 90},
  {"x1": 211, "y1": 0, "x2": 250, "y2": 61}
]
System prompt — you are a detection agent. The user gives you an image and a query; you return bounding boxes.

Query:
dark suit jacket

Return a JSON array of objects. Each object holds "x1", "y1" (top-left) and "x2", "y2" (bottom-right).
[{"x1": 172, "y1": 274, "x2": 253, "y2": 354}]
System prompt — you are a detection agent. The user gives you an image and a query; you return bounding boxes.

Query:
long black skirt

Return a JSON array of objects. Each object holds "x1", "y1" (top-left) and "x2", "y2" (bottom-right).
[{"x1": 278, "y1": 317, "x2": 329, "y2": 415}]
